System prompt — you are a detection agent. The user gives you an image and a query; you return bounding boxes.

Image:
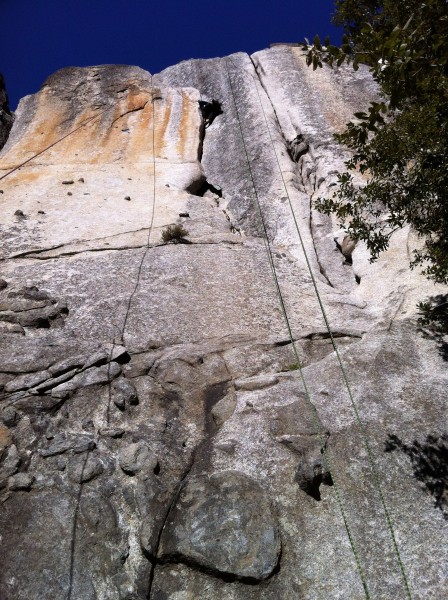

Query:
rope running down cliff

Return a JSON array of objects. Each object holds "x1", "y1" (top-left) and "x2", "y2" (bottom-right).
[
  {"x1": 224, "y1": 58, "x2": 372, "y2": 600},
  {"x1": 240, "y1": 58, "x2": 412, "y2": 600},
  {"x1": 105, "y1": 79, "x2": 159, "y2": 425},
  {"x1": 0, "y1": 111, "x2": 105, "y2": 182}
]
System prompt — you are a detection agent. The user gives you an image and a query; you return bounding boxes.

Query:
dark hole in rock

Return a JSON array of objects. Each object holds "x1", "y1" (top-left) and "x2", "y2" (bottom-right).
[
  {"x1": 196, "y1": 180, "x2": 223, "y2": 198},
  {"x1": 198, "y1": 99, "x2": 223, "y2": 128},
  {"x1": 286, "y1": 134, "x2": 309, "y2": 163},
  {"x1": 115, "y1": 351, "x2": 131, "y2": 365},
  {"x1": 35, "y1": 317, "x2": 51, "y2": 329},
  {"x1": 355, "y1": 274, "x2": 361, "y2": 284},
  {"x1": 274, "y1": 339, "x2": 291, "y2": 347},
  {"x1": 153, "y1": 462, "x2": 160, "y2": 475},
  {"x1": 295, "y1": 462, "x2": 333, "y2": 501}
]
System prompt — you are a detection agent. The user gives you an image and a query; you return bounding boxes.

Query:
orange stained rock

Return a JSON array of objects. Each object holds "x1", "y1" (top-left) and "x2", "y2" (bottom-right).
[
  {"x1": 0, "y1": 424, "x2": 11, "y2": 448},
  {"x1": 0, "y1": 85, "x2": 202, "y2": 171}
]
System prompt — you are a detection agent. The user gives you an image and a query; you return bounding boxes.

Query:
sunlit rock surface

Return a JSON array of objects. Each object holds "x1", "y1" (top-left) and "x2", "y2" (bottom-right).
[{"x1": 0, "y1": 48, "x2": 446, "y2": 600}]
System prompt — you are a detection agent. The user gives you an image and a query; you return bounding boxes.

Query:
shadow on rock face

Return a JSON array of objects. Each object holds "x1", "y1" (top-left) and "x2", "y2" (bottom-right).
[{"x1": 385, "y1": 433, "x2": 448, "y2": 520}]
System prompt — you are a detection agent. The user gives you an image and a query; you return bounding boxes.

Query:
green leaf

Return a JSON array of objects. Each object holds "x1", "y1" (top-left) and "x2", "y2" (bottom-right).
[{"x1": 313, "y1": 34, "x2": 322, "y2": 50}]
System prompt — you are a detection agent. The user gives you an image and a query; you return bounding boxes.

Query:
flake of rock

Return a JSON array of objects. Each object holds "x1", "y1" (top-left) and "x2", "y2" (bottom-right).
[
  {"x1": 211, "y1": 391, "x2": 236, "y2": 427},
  {"x1": 118, "y1": 442, "x2": 157, "y2": 476},
  {"x1": 158, "y1": 471, "x2": 280, "y2": 581},
  {"x1": 4, "y1": 370, "x2": 51, "y2": 393},
  {"x1": 214, "y1": 440, "x2": 238, "y2": 454},
  {"x1": 0, "y1": 444, "x2": 21, "y2": 481},
  {"x1": 234, "y1": 374, "x2": 279, "y2": 391},
  {"x1": 40, "y1": 433, "x2": 96, "y2": 457},
  {"x1": 50, "y1": 362, "x2": 121, "y2": 398},
  {"x1": 14, "y1": 394, "x2": 65, "y2": 412},
  {"x1": 48, "y1": 354, "x2": 86, "y2": 376},
  {"x1": 269, "y1": 398, "x2": 322, "y2": 438},
  {"x1": 68, "y1": 453, "x2": 104, "y2": 483},
  {"x1": 99, "y1": 427, "x2": 125, "y2": 438},
  {"x1": 8, "y1": 473, "x2": 34, "y2": 491},
  {"x1": 32, "y1": 368, "x2": 79, "y2": 393}
]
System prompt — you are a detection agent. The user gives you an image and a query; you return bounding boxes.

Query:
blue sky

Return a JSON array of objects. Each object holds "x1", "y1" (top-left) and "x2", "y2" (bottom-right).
[{"x1": 1, "y1": 0, "x2": 341, "y2": 110}]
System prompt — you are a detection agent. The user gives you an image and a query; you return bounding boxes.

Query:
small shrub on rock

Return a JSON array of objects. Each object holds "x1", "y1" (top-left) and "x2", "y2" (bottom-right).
[{"x1": 161, "y1": 224, "x2": 189, "y2": 244}]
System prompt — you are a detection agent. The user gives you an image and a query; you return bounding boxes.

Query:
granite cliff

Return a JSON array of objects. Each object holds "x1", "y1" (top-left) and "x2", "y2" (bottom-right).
[{"x1": 0, "y1": 47, "x2": 446, "y2": 599}]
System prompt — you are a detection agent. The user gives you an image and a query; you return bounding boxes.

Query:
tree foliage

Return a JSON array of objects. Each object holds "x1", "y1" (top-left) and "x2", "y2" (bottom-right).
[{"x1": 302, "y1": 0, "x2": 448, "y2": 283}]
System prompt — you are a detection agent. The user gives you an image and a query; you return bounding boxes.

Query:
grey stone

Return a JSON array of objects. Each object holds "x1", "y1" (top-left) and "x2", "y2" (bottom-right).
[
  {"x1": 68, "y1": 453, "x2": 104, "y2": 483},
  {"x1": 8, "y1": 472, "x2": 34, "y2": 490},
  {"x1": 4, "y1": 370, "x2": 51, "y2": 393},
  {"x1": 159, "y1": 471, "x2": 281, "y2": 581},
  {"x1": 234, "y1": 374, "x2": 279, "y2": 391},
  {"x1": 50, "y1": 362, "x2": 121, "y2": 398},
  {"x1": 112, "y1": 377, "x2": 139, "y2": 409},
  {"x1": 40, "y1": 433, "x2": 96, "y2": 457},
  {"x1": 48, "y1": 354, "x2": 86, "y2": 376},
  {"x1": 0, "y1": 444, "x2": 21, "y2": 482},
  {"x1": 1, "y1": 406, "x2": 19, "y2": 426},
  {"x1": 119, "y1": 442, "x2": 158, "y2": 476},
  {"x1": 32, "y1": 367, "x2": 80, "y2": 392},
  {"x1": 0, "y1": 322, "x2": 25, "y2": 335},
  {"x1": 99, "y1": 427, "x2": 125, "y2": 438},
  {"x1": 211, "y1": 391, "x2": 236, "y2": 427}
]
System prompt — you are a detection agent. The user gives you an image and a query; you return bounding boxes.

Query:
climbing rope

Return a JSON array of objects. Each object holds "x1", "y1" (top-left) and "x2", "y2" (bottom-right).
[
  {"x1": 0, "y1": 112, "x2": 104, "y2": 182},
  {"x1": 224, "y1": 58, "x2": 372, "y2": 599},
  {"x1": 106, "y1": 77, "x2": 159, "y2": 423},
  {"x1": 237, "y1": 59, "x2": 412, "y2": 599}
]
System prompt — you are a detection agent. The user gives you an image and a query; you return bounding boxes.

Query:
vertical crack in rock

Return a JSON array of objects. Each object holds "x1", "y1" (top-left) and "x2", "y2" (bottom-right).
[
  {"x1": 146, "y1": 456, "x2": 196, "y2": 599},
  {"x1": 249, "y1": 56, "x2": 334, "y2": 289},
  {"x1": 67, "y1": 449, "x2": 91, "y2": 600}
]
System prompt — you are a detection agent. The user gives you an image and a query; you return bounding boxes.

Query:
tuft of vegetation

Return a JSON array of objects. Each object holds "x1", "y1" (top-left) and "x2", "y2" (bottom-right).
[
  {"x1": 161, "y1": 224, "x2": 189, "y2": 244},
  {"x1": 283, "y1": 362, "x2": 301, "y2": 371}
]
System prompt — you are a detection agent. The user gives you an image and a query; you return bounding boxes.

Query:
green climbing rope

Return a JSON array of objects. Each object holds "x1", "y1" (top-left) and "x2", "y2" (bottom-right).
[
  {"x1": 224, "y1": 58, "x2": 372, "y2": 600},
  {"x1": 244, "y1": 59, "x2": 412, "y2": 600}
]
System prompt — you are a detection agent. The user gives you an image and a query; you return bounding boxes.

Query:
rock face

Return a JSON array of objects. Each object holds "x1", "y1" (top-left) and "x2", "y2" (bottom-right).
[{"x1": 0, "y1": 48, "x2": 446, "y2": 600}]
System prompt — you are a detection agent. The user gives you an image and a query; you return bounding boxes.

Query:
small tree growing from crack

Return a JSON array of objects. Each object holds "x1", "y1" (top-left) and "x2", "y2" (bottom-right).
[{"x1": 161, "y1": 224, "x2": 189, "y2": 244}]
